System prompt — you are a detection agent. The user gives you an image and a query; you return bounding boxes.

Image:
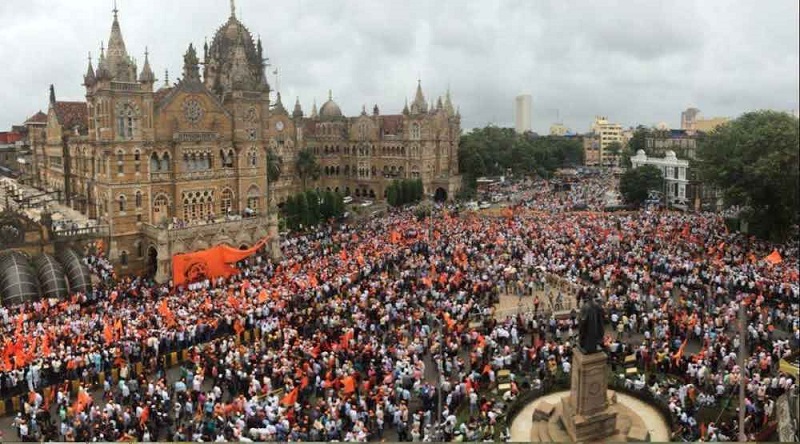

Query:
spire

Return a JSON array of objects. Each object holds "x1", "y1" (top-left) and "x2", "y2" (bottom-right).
[
  {"x1": 292, "y1": 96, "x2": 304, "y2": 118},
  {"x1": 139, "y1": 47, "x2": 156, "y2": 84},
  {"x1": 444, "y1": 87, "x2": 454, "y2": 116},
  {"x1": 410, "y1": 79, "x2": 427, "y2": 115},
  {"x1": 105, "y1": 5, "x2": 136, "y2": 81},
  {"x1": 84, "y1": 52, "x2": 96, "y2": 87},
  {"x1": 96, "y1": 42, "x2": 111, "y2": 80},
  {"x1": 402, "y1": 98, "x2": 409, "y2": 115},
  {"x1": 436, "y1": 96, "x2": 443, "y2": 110},
  {"x1": 49, "y1": 84, "x2": 56, "y2": 104},
  {"x1": 361, "y1": 104, "x2": 367, "y2": 116},
  {"x1": 183, "y1": 43, "x2": 201, "y2": 83},
  {"x1": 273, "y1": 92, "x2": 287, "y2": 115},
  {"x1": 373, "y1": 104, "x2": 379, "y2": 116},
  {"x1": 230, "y1": 0, "x2": 236, "y2": 18},
  {"x1": 311, "y1": 99, "x2": 318, "y2": 118}
]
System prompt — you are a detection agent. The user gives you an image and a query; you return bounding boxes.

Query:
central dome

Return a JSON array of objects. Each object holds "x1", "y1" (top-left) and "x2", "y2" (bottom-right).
[
  {"x1": 319, "y1": 90, "x2": 344, "y2": 119},
  {"x1": 209, "y1": 16, "x2": 260, "y2": 67},
  {"x1": 204, "y1": 13, "x2": 267, "y2": 96}
]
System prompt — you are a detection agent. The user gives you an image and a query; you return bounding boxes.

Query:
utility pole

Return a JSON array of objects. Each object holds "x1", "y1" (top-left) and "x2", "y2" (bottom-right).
[{"x1": 738, "y1": 299, "x2": 747, "y2": 442}]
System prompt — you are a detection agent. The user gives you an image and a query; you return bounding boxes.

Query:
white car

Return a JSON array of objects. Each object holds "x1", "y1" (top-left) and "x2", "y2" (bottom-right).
[
  {"x1": 479, "y1": 202, "x2": 491, "y2": 209},
  {"x1": 343, "y1": 196, "x2": 353, "y2": 204}
]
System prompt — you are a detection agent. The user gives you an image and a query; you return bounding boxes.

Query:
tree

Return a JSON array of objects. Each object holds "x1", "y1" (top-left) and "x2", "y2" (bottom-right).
[
  {"x1": 266, "y1": 148, "x2": 282, "y2": 216},
  {"x1": 605, "y1": 141, "x2": 623, "y2": 167},
  {"x1": 696, "y1": 110, "x2": 799, "y2": 240},
  {"x1": 283, "y1": 194, "x2": 298, "y2": 230},
  {"x1": 621, "y1": 126, "x2": 650, "y2": 169},
  {"x1": 620, "y1": 164, "x2": 663, "y2": 207},
  {"x1": 305, "y1": 190, "x2": 321, "y2": 226},
  {"x1": 295, "y1": 149, "x2": 320, "y2": 191},
  {"x1": 386, "y1": 182, "x2": 399, "y2": 207}
]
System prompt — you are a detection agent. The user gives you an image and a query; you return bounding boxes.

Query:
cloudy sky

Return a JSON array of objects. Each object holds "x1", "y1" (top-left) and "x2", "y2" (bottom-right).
[{"x1": 1, "y1": 0, "x2": 797, "y2": 134}]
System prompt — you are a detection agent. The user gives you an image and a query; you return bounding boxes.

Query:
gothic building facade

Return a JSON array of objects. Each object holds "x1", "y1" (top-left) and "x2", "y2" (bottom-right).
[{"x1": 30, "y1": 4, "x2": 461, "y2": 281}]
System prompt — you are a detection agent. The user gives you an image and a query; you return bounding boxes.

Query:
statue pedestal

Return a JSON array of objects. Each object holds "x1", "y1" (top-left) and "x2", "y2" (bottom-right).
[{"x1": 560, "y1": 350, "x2": 617, "y2": 442}]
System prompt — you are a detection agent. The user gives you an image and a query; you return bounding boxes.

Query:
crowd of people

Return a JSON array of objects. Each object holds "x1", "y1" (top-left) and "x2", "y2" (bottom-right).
[{"x1": 1, "y1": 176, "x2": 797, "y2": 442}]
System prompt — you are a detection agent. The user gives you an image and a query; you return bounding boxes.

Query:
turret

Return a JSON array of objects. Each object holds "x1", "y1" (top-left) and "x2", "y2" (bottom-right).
[
  {"x1": 83, "y1": 52, "x2": 96, "y2": 87},
  {"x1": 183, "y1": 43, "x2": 201, "y2": 83},
  {"x1": 138, "y1": 48, "x2": 156, "y2": 85},
  {"x1": 410, "y1": 80, "x2": 427, "y2": 115},
  {"x1": 310, "y1": 99, "x2": 318, "y2": 119},
  {"x1": 292, "y1": 97, "x2": 304, "y2": 118},
  {"x1": 273, "y1": 92, "x2": 287, "y2": 115}
]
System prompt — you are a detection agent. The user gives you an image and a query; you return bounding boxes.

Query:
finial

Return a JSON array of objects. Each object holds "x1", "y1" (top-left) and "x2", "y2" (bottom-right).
[
  {"x1": 164, "y1": 69, "x2": 169, "y2": 87},
  {"x1": 100, "y1": 41, "x2": 105, "y2": 57},
  {"x1": 88, "y1": 51, "x2": 92, "y2": 62},
  {"x1": 144, "y1": 46, "x2": 149, "y2": 58},
  {"x1": 112, "y1": 0, "x2": 118, "y2": 18},
  {"x1": 230, "y1": 0, "x2": 236, "y2": 18},
  {"x1": 328, "y1": 89, "x2": 332, "y2": 100}
]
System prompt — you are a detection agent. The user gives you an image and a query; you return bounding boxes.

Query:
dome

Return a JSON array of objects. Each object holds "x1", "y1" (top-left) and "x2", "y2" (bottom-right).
[
  {"x1": 319, "y1": 90, "x2": 343, "y2": 119},
  {"x1": 205, "y1": 12, "x2": 267, "y2": 95},
  {"x1": 209, "y1": 16, "x2": 261, "y2": 67}
]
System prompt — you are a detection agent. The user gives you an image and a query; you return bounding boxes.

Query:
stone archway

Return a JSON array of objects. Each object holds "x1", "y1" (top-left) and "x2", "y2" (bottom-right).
[
  {"x1": 146, "y1": 246, "x2": 158, "y2": 278},
  {"x1": 434, "y1": 187, "x2": 448, "y2": 202}
]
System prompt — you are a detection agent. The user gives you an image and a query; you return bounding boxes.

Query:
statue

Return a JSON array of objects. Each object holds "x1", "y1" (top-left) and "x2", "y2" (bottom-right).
[{"x1": 578, "y1": 297, "x2": 605, "y2": 354}]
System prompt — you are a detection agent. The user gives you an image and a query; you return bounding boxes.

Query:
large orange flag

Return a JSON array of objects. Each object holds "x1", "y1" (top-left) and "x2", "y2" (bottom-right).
[
  {"x1": 173, "y1": 237, "x2": 269, "y2": 286},
  {"x1": 764, "y1": 250, "x2": 782, "y2": 265},
  {"x1": 342, "y1": 375, "x2": 357, "y2": 394},
  {"x1": 281, "y1": 386, "x2": 299, "y2": 406}
]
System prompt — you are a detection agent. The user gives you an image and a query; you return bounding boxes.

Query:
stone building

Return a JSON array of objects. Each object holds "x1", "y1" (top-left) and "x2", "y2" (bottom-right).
[{"x1": 29, "y1": 3, "x2": 461, "y2": 281}]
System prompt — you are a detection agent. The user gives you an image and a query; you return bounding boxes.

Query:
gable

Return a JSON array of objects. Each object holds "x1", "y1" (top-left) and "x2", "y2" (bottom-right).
[{"x1": 154, "y1": 83, "x2": 233, "y2": 139}]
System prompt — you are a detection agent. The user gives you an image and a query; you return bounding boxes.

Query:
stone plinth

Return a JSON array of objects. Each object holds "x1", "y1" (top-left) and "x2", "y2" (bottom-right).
[{"x1": 560, "y1": 349, "x2": 618, "y2": 442}]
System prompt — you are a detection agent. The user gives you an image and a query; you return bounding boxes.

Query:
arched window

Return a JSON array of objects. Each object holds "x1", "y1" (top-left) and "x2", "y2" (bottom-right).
[
  {"x1": 183, "y1": 198, "x2": 190, "y2": 220},
  {"x1": 246, "y1": 185, "x2": 260, "y2": 213},
  {"x1": 134, "y1": 149, "x2": 141, "y2": 173},
  {"x1": 136, "y1": 242, "x2": 144, "y2": 258},
  {"x1": 161, "y1": 152, "x2": 170, "y2": 170},
  {"x1": 118, "y1": 195, "x2": 126, "y2": 212},
  {"x1": 150, "y1": 152, "x2": 160, "y2": 172},
  {"x1": 411, "y1": 123, "x2": 420, "y2": 140},
  {"x1": 135, "y1": 191, "x2": 142, "y2": 208},
  {"x1": 116, "y1": 150, "x2": 124, "y2": 174},
  {"x1": 153, "y1": 194, "x2": 169, "y2": 219},
  {"x1": 220, "y1": 188, "x2": 234, "y2": 214},
  {"x1": 371, "y1": 166, "x2": 377, "y2": 177},
  {"x1": 248, "y1": 148, "x2": 258, "y2": 167},
  {"x1": 117, "y1": 104, "x2": 137, "y2": 139}
]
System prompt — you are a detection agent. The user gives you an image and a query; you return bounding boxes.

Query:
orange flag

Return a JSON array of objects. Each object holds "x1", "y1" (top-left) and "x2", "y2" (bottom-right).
[
  {"x1": 340, "y1": 249, "x2": 348, "y2": 261},
  {"x1": 258, "y1": 289, "x2": 269, "y2": 303},
  {"x1": 764, "y1": 249, "x2": 782, "y2": 265},
  {"x1": 342, "y1": 375, "x2": 357, "y2": 394},
  {"x1": 281, "y1": 386, "x2": 299, "y2": 406},
  {"x1": 103, "y1": 323, "x2": 114, "y2": 344}
]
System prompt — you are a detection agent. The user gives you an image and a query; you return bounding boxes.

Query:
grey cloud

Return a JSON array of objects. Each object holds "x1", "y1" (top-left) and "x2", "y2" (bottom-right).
[{"x1": 0, "y1": 0, "x2": 796, "y2": 135}]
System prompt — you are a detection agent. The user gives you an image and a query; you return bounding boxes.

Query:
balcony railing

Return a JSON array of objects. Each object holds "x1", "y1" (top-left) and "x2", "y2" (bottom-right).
[
  {"x1": 142, "y1": 214, "x2": 273, "y2": 242},
  {"x1": 52, "y1": 224, "x2": 109, "y2": 239}
]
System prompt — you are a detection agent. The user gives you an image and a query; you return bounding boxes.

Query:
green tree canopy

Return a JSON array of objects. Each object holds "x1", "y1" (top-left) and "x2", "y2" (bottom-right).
[
  {"x1": 458, "y1": 126, "x2": 583, "y2": 181},
  {"x1": 295, "y1": 149, "x2": 320, "y2": 191},
  {"x1": 696, "y1": 110, "x2": 799, "y2": 240},
  {"x1": 620, "y1": 164, "x2": 663, "y2": 207}
]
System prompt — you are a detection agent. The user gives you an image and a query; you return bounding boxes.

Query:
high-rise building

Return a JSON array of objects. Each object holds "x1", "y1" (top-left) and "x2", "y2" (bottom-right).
[
  {"x1": 514, "y1": 95, "x2": 531, "y2": 134},
  {"x1": 589, "y1": 116, "x2": 623, "y2": 167}
]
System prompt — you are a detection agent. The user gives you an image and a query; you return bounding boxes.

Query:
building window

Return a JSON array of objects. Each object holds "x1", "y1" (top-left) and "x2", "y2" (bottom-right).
[
  {"x1": 221, "y1": 188, "x2": 234, "y2": 214},
  {"x1": 117, "y1": 104, "x2": 136, "y2": 139},
  {"x1": 150, "y1": 152, "x2": 160, "y2": 172},
  {"x1": 136, "y1": 242, "x2": 144, "y2": 258},
  {"x1": 116, "y1": 150, "x2": 124, "y2": 174},
  {"x1": 135, "y1": 191, "x2": 142, "y2": 208},
  {"x1": 153, "y1": 194, "x2": 169, "y2": 218},
  {"x1": 411, "y1": 123, "x2": 420, "y2": 140},
  {"x1": 120, "y1": 251, "x2": 128, "y2": 266}
]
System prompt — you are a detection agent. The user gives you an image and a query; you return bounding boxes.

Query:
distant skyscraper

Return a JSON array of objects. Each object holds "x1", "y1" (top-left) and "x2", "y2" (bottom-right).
[{"x1": 515, "y1": 95, "x2": 531, "y2": 134}]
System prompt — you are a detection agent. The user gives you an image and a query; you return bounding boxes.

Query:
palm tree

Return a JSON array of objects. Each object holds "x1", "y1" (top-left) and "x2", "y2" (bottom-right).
[
  {"x1": 296, "y1": 149, "x2": 320, "y2": 191},
  {"x1": 266, "y1": 148, "x2": 283, "y2": 217}
]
